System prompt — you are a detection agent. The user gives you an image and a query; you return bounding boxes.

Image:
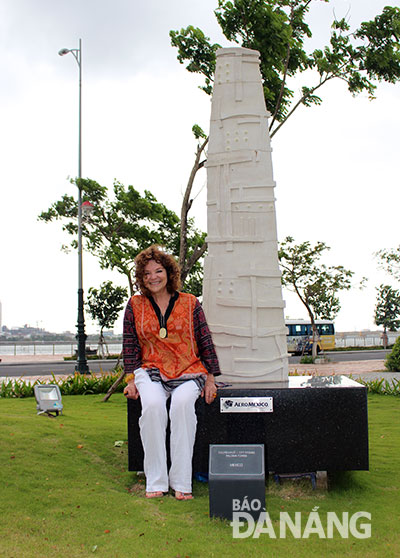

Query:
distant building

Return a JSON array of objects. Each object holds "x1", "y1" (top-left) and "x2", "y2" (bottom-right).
[{"x1": 103, "y1": 330, "x2": 114, "y2": 337}]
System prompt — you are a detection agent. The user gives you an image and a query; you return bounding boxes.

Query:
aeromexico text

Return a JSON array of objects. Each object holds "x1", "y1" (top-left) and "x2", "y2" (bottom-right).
[{"x1": 220, "y1": 397, "x2": 273, "y2": 413}]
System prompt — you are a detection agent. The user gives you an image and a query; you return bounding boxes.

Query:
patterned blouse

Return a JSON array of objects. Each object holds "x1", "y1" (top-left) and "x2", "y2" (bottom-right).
[{"x1": 123, "y1": 292, "x2": 220, "y2": 390}]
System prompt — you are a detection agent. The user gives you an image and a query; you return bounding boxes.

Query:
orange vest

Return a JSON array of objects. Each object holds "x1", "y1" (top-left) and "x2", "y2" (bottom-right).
[{"x1": 130, "y1": 292, "x2": 208, "y2": 380}]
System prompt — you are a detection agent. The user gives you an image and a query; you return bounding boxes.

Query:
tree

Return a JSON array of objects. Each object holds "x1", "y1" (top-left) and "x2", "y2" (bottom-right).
[
  {"x1": 38, "y1": 178, "x2": 206, "y2": 297},
  {"x1": 374, "y1": 284, "x2": 400, "y2": 347},
  {"x1": 278, "y1": 236, "x2": 354, "y2": 358},
  {"x1": 171, "y1": 2, "x2": 400, "y2": 138},
  {"x1": 86, "y1": 281, "x2": 128, "y2": 357},
  {"x1": 376, "y1": 246, "x2": 400, "y2": 282},
  {"x1": 170, "y1": 1, "x2": 400, "y2": 273}
]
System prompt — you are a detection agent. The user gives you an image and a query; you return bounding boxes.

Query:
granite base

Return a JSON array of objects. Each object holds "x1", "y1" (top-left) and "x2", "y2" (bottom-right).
[{"x1": 127, "y1": 375, "x2": 369, "y2": 474}]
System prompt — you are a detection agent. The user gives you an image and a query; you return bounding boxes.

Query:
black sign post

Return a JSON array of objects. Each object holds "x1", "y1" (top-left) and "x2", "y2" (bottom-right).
[{"x1": 209, "y1": 444, "x2": 265, "y2": 521}]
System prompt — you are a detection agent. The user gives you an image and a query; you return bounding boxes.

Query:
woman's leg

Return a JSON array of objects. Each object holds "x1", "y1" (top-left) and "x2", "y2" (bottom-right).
[
  {"x1": 134, "y1": 369, "x2": 169, "y2": 493},
  {"x1": 168, "y1": 380, "x2": 201, "y2": 494}
]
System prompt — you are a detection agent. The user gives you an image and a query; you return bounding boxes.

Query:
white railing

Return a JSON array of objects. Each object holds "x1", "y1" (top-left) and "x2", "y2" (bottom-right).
[
  {"x1": 0, "y1": 333, "x2": 399, "y2": 356},
  {"x1": 0, "y1": 343, "x2": 123, "y2": 356},
  {"x1": 335, "y1": 331, "x2": 400, "y2": 348}
]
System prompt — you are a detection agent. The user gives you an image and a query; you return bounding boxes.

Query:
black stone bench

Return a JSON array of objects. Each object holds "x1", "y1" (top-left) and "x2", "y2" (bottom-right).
[{"x1": 127, "y1": 376, "x2": 369, "y2": 474}]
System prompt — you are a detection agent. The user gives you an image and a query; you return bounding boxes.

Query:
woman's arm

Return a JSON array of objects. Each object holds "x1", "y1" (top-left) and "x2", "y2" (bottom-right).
[
  {"x1": 193, "y1": 299, "x2": 221, "y2": 377},
  {"x1": 122, "y1": 300, "x2": 142, "y2": 399}
]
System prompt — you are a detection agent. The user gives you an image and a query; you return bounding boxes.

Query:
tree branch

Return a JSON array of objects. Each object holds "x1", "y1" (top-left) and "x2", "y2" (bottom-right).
[
  {"x1": 269, "y1": 5, "x2": 295, "y2": 131},
  {"x1": 179, "y1": 136, "x2": 209, "y2": 271},
  {"x1": 181, "y1": 241, "x2": 208, "y2": 284},
  {"x1": 271, "y1": 75, "x2": 333, "y2": 138}
]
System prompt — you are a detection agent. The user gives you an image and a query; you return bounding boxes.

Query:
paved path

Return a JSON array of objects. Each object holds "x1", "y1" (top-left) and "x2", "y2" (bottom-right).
[
  {"x1": 0, "y1": 355, "x2": 69, "y2": 364},
  {"x1": 0, "y1": 359, "x2": 117, "y2": 378},
  {"x1": 0, "y1": 354, "x2": 399, "y2": 384},
  {"x1": 290, "y1": 359, "x2": 400, "y2": 382}
]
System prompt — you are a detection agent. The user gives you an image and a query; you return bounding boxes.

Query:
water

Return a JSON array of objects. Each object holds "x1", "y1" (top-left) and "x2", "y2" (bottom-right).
[{"x1": 0, "y1": 343, "x2": 123, "y2": 356}]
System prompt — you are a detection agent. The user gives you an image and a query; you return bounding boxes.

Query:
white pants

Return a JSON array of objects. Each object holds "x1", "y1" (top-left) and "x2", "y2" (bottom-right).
[{"x1": 134, "y1": 368, "x2": 201, "y2": 493}]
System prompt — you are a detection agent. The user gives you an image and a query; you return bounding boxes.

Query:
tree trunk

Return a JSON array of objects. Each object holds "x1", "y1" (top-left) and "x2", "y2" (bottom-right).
[
  {"x1": 179, "y1": 136, "x2": 208, "y2": 278},
  {"x1": 103, "y1": 350, "x2": 124, "y2": 402},
  {"x1": 292, "y1": 285, "x2": 319, "y2": 360},
  {"x1": 304, "y1": 308, "x2": 319, "y2": 360},
  {"x1": 103, "y1": 366, "x2": 125, "y2": 402},
  {"x1": 311, "y1": 321, "x2": 319, "y2": 360},
  {"x1": 382, "y1": 327, "x2": 388, "y2": 349},
  {"x1": 127, "y1": 273, "x2": 134, "y2": 297},
  {"x1": 97, "y1": 328, "x2": 110, "y2": 359},
  {"x1": 180, "y1": 240, "x2": 208, "y2": 285}
]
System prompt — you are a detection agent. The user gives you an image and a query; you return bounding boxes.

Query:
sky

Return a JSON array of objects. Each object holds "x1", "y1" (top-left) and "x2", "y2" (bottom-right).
[{"x1": 0, "y1": 0, "x2": 399, "y2": 335}]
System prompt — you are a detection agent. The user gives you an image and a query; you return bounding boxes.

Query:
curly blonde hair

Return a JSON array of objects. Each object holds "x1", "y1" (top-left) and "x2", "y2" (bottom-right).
[{"x1": 134, "y1": 245, "x2": 181, "y2": 297}]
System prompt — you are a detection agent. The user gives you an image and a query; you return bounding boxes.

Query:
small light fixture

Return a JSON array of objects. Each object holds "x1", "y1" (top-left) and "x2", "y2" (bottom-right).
[
  {"x1": 34, "y1": 385, "x2": 63, "y2": 417},
  {"x1": 81, "y1": 200, "x2": 94, "y2": 218}
]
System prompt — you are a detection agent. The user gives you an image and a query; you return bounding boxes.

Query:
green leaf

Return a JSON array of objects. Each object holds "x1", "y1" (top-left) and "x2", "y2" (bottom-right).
[{"x1": 170, "y1": 1, "x2": 400, "y2": 135}]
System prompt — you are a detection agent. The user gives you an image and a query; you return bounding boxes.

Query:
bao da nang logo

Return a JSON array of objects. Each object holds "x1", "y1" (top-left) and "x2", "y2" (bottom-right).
[{"x1": 231, "y1": 500, "x2": 371, "y2": 539}]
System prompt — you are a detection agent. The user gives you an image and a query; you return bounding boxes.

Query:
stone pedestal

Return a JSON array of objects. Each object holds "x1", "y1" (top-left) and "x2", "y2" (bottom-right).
[{"x1": 127, "y1": 376, "x2": 369, "y2": 474}]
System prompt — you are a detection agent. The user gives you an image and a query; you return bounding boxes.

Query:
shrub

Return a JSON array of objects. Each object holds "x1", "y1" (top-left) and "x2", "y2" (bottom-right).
[
  {"x1": 357, "y1": 377, "x2": 400, "y2": 395},
  {"x1": 300, "y1": 355, "x2": 314, "y2": 364},
  {"x1": 385, "y1": 336, "x2": 400, "y2": 371},
  {"x1": 0, "y1": 370, "x2": 125, "y2": 399},
  {"x1": 64, "y1": 353, "x2": 121, "y2": 361}
]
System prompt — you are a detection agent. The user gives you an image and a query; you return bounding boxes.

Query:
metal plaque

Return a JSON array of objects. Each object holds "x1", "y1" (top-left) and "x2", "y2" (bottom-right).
[
  {"x1": 220, "y1": 396, "x2": 273, "y2": 413},
  {"x1": 209, "y1": 445, "x2": 264, "y2": 476}
]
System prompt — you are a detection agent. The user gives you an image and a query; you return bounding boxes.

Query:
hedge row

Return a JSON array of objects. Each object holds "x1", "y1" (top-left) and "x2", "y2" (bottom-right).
[{"x1": 0, "y1": 370, "x2": 125, "y2": 398}]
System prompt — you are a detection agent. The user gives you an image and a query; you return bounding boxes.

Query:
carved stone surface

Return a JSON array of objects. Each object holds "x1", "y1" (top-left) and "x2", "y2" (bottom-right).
[{"x1": 202, "y1": 47, "x2": 288, "y2": 383}]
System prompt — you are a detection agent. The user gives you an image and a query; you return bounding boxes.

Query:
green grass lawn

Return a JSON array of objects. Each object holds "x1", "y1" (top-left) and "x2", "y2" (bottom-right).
[{"x1": 1, "y1": 393, "x2": 399, "y2": 558}]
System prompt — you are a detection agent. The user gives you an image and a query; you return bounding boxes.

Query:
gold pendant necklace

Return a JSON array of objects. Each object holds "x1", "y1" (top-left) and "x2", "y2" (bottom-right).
[{"x1": 159, "y1": 314, "x2": 167, "y2": 339}]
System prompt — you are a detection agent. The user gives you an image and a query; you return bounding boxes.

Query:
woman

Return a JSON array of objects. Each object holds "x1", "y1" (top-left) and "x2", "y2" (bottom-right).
[{"x1": 123, "y1": 245, "x2": 220, "y2": 500}]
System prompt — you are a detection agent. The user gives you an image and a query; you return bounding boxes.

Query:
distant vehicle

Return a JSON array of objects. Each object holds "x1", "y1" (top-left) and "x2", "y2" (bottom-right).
[{"x1": 286, "y1": 319, "x2": 335, "y2": 355}]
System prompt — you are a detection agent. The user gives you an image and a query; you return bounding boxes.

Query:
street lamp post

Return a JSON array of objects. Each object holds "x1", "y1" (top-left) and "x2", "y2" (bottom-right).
[{"x1": 59, "y1": 39, "x2": 89, "y2": 374}]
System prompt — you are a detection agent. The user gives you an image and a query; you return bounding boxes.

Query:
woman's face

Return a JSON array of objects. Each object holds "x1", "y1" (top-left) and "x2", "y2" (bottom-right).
[{"x1": 143, "y1": 259, "x2": 168, "y2": 296}]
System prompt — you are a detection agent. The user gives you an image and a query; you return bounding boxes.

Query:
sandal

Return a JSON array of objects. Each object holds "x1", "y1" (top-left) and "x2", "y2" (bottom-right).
[
  {"x1": 175, "y1": 491, "x2": 193, "y2": 501},
  {"x1": 145, "y1": 491, "x2": 163, "y2": 498}
]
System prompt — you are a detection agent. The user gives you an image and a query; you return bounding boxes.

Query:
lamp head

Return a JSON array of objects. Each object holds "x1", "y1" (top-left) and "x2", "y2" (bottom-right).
[
  {"x1": 58, "y1": 48, "x2": 70, "y2": 56},
  {"x1": 81, "y1": 200, "x2": 94, "y2": 218}
]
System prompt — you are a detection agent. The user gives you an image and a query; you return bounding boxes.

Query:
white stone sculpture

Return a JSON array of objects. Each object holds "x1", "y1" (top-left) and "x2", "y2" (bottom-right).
[{"x1": 202, "y1": 47, "x2": 288, "y2": 384}]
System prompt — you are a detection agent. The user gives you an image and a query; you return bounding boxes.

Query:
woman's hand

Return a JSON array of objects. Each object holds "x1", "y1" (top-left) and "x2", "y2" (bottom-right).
[
  {"x1": 124, "y1": 381, "x2": 139, "y2": 400},
  {"x1": 201, "y1": 374, "x2": 217, "y2": 405}
]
